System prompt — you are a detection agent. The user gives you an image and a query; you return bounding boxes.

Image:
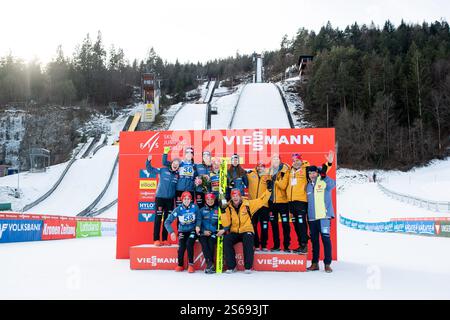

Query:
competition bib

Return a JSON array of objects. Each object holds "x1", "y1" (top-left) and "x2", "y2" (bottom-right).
[{"x1": 180, "y1": 166, "x2": 194, "y2": 177}]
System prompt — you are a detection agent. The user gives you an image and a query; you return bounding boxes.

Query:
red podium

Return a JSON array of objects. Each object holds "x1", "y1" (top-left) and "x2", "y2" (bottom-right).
[{"x1": 130, "y1": 242, "x2": 306, "y2": 272}]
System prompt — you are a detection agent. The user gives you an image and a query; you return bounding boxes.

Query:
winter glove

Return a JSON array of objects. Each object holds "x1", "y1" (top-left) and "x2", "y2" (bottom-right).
[
  {"x1": 319, "y1": 164, "x2": 327, "y2": 178},
  {"x1": 266, "y1": 179, "x2": 273, "y2": 192},
  {"x1": 218, "y1": 194, "x2": 228, "y2": 210},
  {"x1": 164, "y1": 146, "x2": 171, "y2": 154}
]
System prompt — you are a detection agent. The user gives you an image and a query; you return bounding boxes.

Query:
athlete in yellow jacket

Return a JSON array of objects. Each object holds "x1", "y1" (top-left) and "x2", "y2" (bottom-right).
[
  {"x1": 218, "y1": 188, "x2": 272, "y2": 273},
  {"x1": 267, "y1": 154, "x2": 291, "y2": 252},
  {"x1": 246, "y1": 161, "x2": 271, "y2": 250}
]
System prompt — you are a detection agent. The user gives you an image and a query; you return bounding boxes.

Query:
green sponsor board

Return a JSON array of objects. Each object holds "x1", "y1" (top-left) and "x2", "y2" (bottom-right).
[
  {"x1": 435, "y1": 221, "x2": 450, "y2": 238},
  {"x1": 76, "y1": 221, "x2": 101, "y2": 238}
]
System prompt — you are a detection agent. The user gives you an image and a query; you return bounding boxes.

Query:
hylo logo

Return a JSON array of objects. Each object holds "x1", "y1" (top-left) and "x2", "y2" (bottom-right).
[{"x1": 139, "y1": 202, "x2": 156, "y2": 211}]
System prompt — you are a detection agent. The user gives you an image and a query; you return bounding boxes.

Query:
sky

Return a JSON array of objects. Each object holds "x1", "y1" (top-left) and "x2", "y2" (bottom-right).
[{"x1": 1, "y1": 0, "x2": 449, "y2": 65}]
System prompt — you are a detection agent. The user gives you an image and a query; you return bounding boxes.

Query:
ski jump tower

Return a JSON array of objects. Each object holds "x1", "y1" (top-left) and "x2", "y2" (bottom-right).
[
  {"x1": 141, "y1": 73, "x2": 161, "y2": 123},
  {"x1": 252, "y1": 52, "x2": 264, "y2": 83}
]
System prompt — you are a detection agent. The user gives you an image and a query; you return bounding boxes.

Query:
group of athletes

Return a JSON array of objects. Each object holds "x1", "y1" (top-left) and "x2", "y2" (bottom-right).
[{"x1": 145, "y1": 146, "x2": 336, "y2": 274}]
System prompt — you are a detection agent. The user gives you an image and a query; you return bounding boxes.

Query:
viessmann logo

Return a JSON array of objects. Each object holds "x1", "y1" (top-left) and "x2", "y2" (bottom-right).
[
  {"x1": 136, "y1": 256, "x2": 178, "y2": 266},
  {"x1": 223, "y1": 131, "x2": 314, "y2": 151},
  {"x1": 140, "y1": 132, "x2": 160, "y2": 151},
  {"x1": 256, "y1": 257, "x2": 305, "y2": 268}
]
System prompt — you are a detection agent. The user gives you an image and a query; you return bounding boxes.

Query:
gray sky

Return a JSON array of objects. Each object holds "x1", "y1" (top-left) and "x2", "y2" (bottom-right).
[{"x1": 1, "y1": 0, "x2": 449, "y2": 64}]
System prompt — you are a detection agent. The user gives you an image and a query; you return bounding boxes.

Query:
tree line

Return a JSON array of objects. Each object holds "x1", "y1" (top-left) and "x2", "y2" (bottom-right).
[
  {"x1": 265, "y1": 20, "x2": 450, "y2": 169},
  {"x1": 0, "y1": 32, "x2": 254, "y2": 109}
]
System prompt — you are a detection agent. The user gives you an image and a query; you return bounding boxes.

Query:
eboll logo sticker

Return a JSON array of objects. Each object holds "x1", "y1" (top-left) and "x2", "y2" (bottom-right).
[{"x1": 139, "y1": 180, "x2": 157, "y2": 190}]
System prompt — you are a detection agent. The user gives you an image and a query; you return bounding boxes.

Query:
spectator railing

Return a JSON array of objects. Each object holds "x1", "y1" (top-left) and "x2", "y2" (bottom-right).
[{"x1": 377, "y1": 182, "x2": 450, "y2": 213}]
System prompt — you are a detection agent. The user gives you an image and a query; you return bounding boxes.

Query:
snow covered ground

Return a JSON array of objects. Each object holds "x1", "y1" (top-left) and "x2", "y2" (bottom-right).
[
  {"x1": 230, "y1": 83, "x2": 291, "y2": 129},
  {"x1": 1, "y1": 220, "x2": 449, "y2": 299},
  {"x1": 380, "y1": 157, "x2": 450, "y2": 202},
  {"x1": 0, "y1": 162, "x2": 67, "y2": 211}
]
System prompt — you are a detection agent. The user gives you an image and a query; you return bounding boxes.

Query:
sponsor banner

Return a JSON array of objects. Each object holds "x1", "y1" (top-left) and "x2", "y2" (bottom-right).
[
  {"x1": 130, "y1": 245, "x2": 183, "y2": 270},
  {"x1": 76, "y1": 221, "x2": 101, "y2": 238},
  {"x1": 118, "y1": 128, "x2": 337, "y2": 260},
  {"x1": 139, "y1": 191, "x2": 156, "y2": 201},
  {"x1": 436, "y1": 221, "x2": 450, "y2": 237},
  {"x1": 101, "y1": 221, "x2": 117, "y2": 237},
  {"x1": 137, "y1": 242, "x2": 305, "y2": 272},
  {"x1": 138, "y1": 213, "x2": 156, "y2": 222},
  {"x1": 42, "y1": 219, "x2": 77, "y2": 240},
  {"x1": 0, "y1": 219, "x2": 43, "y2": 243},
  {"x1": 404, "y1": 221, "x2": 435, "y2": 235},
  {"x1": 254, "y1": 253, "x2": 306, "y2": 272},
  {"x1": 391, "y1": 217, "x2": 450, "y2": 222},
  {"x1": 139, "y1": 169, "x2": 157, "y2": 179},
  {"x1": 139, "y1": 180, "x2": 157, "y2": 190},
  {"x1": 138, "y1": 202, "x2": 156, "y2": 211},
  {"x1": 340, "y1": 215, "x2": 438, "y2": 236}
]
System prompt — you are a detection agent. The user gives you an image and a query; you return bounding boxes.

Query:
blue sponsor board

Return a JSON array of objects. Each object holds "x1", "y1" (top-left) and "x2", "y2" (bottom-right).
[
  {"x1": 138, "y1": 202, "x2": 156, "y2": 211},
  {"x1": 384, "y1": 222, "x2": 394, "y2": 232},
  {"x1": 340, "y1": 215, "x2": 436, "y2": 236},
  {"x1": 138, "y1": 213, "x2": 156, "y2": 222},
  {"x1": 393, "y1": 221, "x2": 405, "y2": 233},
  {"x1": 0, "y1": 219, "x2": 43, "y2": 243},
  {"x1": 404, "y1": 220, "x2": 435, "y2": 235},
  {"x1": 140, "y1": 169, "x2": 157, "y2": 179}
]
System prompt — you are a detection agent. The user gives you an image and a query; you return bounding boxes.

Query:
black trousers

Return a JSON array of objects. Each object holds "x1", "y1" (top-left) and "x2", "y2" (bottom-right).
[
  {"x1": 289, "y1": 201, "x2": 309, "y2": 247},
  {"x1": 175, "y1": 190, "x2": 194, "y2": 207},
  {"x1": 269, "y1": 201, "x2": 291, "y2": 250},
  {"x1": 251, "y1": 206, "x2": 270, "y2": 249},
  {"x1": 199, "y1": 234, "x2": 216, "y2": 267},
  {"x1": 153, "y1": 197, "x2": 174, "y2": 241},
  {"x1": 309, "y1": 219, "x2": 332, "y2": 265},
  {"x1": 178, "y1": 231, "x2": 196, "y2": 266},
  {"x1": 224, "y1": 232, "x2": 254, "y2": 270},
  {"x1": 194, "y1": 191, "x2": 205, "y2": 208}
]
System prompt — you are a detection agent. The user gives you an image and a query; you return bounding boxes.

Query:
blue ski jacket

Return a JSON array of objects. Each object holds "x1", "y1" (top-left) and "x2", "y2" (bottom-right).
[
  {"x1": 196, "y1": 204, "x2": 219, "y2": 233},
  {"x1": 164, "y1": 203, "x2": 199, "y2": 234},
  {"x1": 163, "y1": 154, "x2": 196, "y2": 192},
  {"x1": 145, "y1": 158, "x2": 178, "y2": 199}
]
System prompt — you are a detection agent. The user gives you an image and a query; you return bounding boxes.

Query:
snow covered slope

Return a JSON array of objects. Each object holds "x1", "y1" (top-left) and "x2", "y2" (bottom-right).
[
  {"x1": 169, "y1": 103, "x2": 207, "y2": 130},
  {"x1": 230, "y1": 83, "x2": 291, "y2": 129},
  {"x1": 380, "y1": 157, "x2": 450, "y2": 202},
  {"x1": 26, "y1": 146, "x2": 118, "y2": 216}
]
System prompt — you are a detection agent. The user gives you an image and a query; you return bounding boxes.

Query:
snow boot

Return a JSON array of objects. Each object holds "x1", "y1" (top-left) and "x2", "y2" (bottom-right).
[
  {"x1": 225, "y1": 268, "x2": 237, "y2": 274},
  {"x1": 325, "y1": 265, "x2": 333, "y2": 273},
  {"x1": 188, "y1": 264, "x2": 195, "y2": 273},
  {"x1": 154, "y1": 240, "x2": 161, "y2": 246},
  {"x1": 175, "y1": 266, "x2": 184, "y2": 272},
  {"x1": 307, "y1": 263, "x2": 319, "y2": 271}
]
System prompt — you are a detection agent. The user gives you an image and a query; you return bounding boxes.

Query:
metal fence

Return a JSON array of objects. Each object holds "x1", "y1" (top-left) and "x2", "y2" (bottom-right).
[{"x1": 377, "y1": 182, "x2": 450, "y2": 213}]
